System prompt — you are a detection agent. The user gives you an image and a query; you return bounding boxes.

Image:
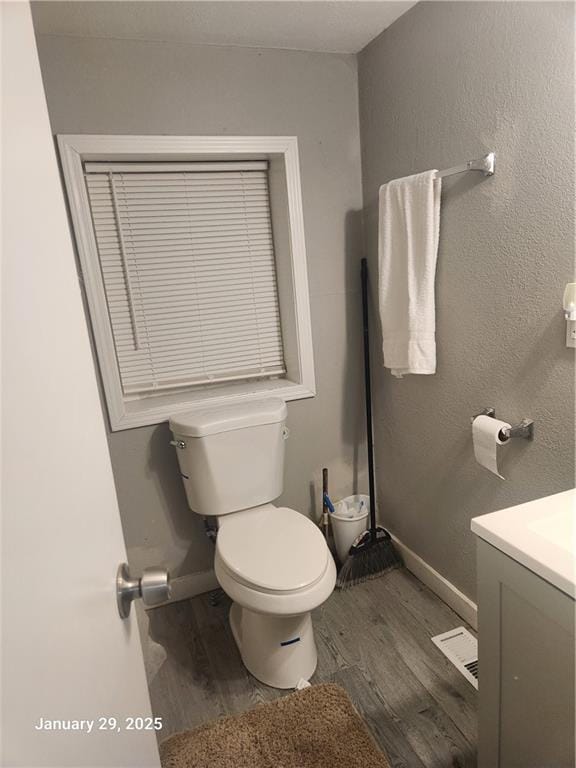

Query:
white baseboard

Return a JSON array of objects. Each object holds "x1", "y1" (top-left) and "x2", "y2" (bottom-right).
[
  {"x1": 391, "y1": 535, "x2": 478, "y2": 630},
  {"x1": 148, "y1": 568, "x2": 219, "y2": 608}
]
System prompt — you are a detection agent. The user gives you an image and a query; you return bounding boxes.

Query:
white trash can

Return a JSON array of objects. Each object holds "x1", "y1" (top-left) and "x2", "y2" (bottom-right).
[{"x1": 331, "y1": 494, "x2": 370, "y2": 565}]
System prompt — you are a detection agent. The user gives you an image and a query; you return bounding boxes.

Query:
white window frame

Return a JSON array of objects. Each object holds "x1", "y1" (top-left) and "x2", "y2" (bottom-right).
[{"x1": 58, "y1": 135, "x2": 315, "y2": 431}]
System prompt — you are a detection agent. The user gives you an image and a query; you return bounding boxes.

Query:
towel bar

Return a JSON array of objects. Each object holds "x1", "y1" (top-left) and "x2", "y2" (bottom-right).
[{"x1": 437, "y1": 152, "x2": 495, "y2": 179}]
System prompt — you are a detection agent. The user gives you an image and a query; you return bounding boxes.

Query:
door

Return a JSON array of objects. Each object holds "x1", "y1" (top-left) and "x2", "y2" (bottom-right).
[{"x1": 1, "y1": 4, "x2": 161, "y2": 766}]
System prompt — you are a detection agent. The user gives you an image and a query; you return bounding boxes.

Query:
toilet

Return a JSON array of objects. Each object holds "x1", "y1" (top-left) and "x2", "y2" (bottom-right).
[{"x1": 169, "y1": 398, "x2": 336, "y2": 689}]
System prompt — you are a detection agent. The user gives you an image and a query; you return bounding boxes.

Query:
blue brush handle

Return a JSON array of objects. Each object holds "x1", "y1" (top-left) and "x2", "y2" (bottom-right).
[{"x1": 323, "y1": 492, "x2": 335, "y2": 514}]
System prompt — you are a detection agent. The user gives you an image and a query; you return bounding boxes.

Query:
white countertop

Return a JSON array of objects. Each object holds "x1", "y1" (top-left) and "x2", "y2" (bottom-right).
[{"x1": 471, "y1": 489, "x2": 576, "y2": 598}]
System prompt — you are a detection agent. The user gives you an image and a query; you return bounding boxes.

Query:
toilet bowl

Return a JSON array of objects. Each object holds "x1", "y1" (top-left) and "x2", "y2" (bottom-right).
[
  {"x1": 214, "y1": 504, "x2": 336, "y2": 688},
  {"x1": 169, "y1": 398, "x2": 336, "y2": 689}
]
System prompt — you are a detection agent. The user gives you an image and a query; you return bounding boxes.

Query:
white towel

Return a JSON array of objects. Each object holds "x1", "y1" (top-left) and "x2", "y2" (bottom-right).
[{"x1": 378, "y1": 170, "x2": 441, "y2": 378}]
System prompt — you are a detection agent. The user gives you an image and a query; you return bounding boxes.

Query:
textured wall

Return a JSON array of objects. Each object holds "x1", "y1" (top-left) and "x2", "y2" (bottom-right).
[
  {"x1": 358, "y1": 2, "x2": 575, "y2": 599},
  {"x1": 34, "y1": 33, "x2": 366, "y2": 583}
]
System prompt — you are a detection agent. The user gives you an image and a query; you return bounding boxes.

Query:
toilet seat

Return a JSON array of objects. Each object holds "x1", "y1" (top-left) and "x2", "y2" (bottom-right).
[
  {"x1": 216, "y1": 505, "x2": 329, "y2": 593},
  {"x1": 215, "y1": 505, "x2": 337, "y2": 617}
]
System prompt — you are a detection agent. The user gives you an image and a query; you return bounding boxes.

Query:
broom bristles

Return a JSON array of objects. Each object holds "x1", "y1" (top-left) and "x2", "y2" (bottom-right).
[{"x1": 336, "y1": 527, "x2": 402, "y2": 589}]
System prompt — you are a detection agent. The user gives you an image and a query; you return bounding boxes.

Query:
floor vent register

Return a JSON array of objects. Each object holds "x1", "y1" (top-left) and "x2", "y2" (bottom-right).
[{"x1": 431, "y1": 626, "x2": 478, "y2": 690}]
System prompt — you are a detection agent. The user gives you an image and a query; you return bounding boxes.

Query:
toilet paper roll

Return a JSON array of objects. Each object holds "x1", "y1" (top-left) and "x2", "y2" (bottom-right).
[{"x1": 472, "y1": 415, "x2": 511, "y2": 479}]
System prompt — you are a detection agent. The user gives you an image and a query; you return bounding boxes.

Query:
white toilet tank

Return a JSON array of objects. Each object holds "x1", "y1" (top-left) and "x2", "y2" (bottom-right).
[{"x1": 169, "y1": 398, "x2": 288, "y2": 516}]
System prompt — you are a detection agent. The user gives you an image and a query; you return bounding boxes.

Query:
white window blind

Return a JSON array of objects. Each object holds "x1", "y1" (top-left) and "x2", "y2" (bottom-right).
[{"x1": 83, "y1": 162, "x2": 285, "y2": 395}]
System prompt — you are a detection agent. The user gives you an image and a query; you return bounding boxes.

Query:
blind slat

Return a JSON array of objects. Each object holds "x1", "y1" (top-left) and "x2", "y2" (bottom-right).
[
  {"x1": 102, "y1": 261, "x2": 276, "y2": 278},
  {"x1": 122, "y1": 367, "x2": 285, "y2": 396},
  {"x1": 99, "y1": 246, "x2": 274, "y2": 261},
  {"x1": 117, "y1": 340, "x2": 284, "y2": 359},
  {"x1": 121, "y1": 349, "x2": 284, "y2": 373},
  {"x1": 114, "y1": 324, "x2": 283, "y2": 344}
]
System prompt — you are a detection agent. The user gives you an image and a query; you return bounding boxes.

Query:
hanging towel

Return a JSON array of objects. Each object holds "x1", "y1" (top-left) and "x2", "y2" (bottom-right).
[{"x1": 378, "y1": 170, "x2": 441, "y2": 378}]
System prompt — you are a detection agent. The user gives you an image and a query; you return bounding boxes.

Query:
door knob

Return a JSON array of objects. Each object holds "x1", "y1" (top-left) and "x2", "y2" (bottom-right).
[{"x1": 116, "y1": 563, "x2": 171, "y2": 619}]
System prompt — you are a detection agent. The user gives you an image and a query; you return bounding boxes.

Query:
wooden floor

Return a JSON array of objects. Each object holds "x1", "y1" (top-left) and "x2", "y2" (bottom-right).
[{"x1": 143, "y1": 568, "x2": 477, "y2": 767}]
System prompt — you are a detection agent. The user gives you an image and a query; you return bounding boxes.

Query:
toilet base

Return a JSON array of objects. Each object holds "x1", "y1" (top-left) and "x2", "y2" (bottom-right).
[{"x1": 229, "y1": 603, "x2": 317, "y2": 689}]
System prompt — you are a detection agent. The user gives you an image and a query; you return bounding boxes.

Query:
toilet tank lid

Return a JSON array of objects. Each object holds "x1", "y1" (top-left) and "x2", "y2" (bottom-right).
[{"x1": 169, "y1": 398, "x2": 287, "y2": 437}]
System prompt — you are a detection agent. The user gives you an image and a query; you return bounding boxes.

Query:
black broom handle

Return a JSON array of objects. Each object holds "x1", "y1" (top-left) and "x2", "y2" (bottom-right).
[{"x1": 361, "y1": 258, "x2": 377, "y2": 541}]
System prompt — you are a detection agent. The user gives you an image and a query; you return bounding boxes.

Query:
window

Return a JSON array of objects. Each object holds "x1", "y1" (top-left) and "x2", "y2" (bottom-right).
[
  {"x1": 59, "y1": 136, "x2": 315, "y2": 430},
  {"x1": 85, "y1": 161, "x2": 285, "y2": 394}
]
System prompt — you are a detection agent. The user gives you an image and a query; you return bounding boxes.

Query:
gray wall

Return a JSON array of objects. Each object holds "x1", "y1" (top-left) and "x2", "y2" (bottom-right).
[
  {"x1": 34, "y1": 33, "x2": 366, "y2": 583},
  {"x1": 358, "y1": 2, "x2": 575, "y2": 599}
]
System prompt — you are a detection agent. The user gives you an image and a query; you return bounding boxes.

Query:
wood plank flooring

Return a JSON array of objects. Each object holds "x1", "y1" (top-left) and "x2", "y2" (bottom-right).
[{"x1": 142, "y1": 568, "x2": 477, "y2": 767}]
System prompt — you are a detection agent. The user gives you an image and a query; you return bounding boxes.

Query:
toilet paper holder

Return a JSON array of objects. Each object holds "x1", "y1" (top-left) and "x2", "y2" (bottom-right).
[{"x1": 471, "y1": 408, "x2": 534, "y2": 441}]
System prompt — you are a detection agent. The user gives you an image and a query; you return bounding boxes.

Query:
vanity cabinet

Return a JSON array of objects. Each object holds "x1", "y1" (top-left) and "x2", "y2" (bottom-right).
[{"x1": 476, "y1": 538, "x2": 575, "y2": 768}]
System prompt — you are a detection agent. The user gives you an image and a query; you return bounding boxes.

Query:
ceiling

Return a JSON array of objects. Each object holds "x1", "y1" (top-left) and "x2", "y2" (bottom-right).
[{"x1": 32, "y1": 1, "x2": 417, "y2": 54}]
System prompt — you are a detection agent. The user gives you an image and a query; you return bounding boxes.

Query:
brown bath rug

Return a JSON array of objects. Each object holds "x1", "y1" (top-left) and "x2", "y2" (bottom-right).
[{"x1": 159, "y1": 683, "x2": 391, "y2": 768}]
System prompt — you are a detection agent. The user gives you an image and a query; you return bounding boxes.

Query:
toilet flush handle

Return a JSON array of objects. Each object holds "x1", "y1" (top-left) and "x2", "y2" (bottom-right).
[
  {"x1": 169, "y1": 439, "x2": 186, "y2": 449},
  {"x1": 282, "y1": 427, "x2": 290, "y2": 440},
  {"x1": 116, "y1": 563, "x2": 171, "y2": 619}
]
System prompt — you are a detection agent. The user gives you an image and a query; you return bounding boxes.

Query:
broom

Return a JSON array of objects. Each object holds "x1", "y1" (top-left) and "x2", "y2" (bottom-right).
[{"x1": 336, "y1": 258, "x2": 402, "y2": 589}]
